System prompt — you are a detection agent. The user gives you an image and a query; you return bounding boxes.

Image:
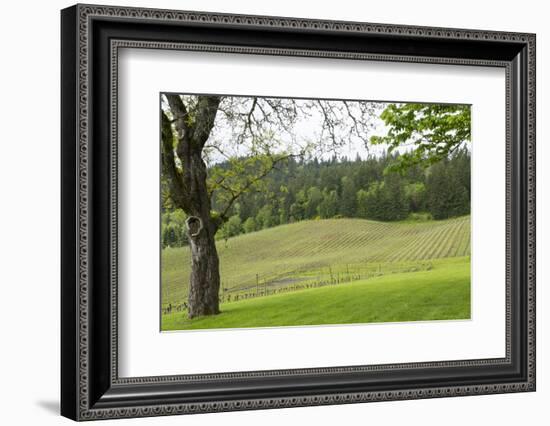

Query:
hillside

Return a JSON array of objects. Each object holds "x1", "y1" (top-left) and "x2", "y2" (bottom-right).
[{"x1": 162, "y1": 216, "x2": 470, "y2": 311}]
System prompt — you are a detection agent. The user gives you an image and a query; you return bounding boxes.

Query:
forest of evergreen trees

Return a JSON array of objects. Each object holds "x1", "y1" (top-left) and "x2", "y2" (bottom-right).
[{"x1": 162, "y1": 149, "x2": 470, "y2": 248}]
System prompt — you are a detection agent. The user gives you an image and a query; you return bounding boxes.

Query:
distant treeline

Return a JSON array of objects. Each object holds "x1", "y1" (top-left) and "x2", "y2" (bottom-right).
[{"x1": 162, "y1": 149, "x2": 470, "y2": 248}]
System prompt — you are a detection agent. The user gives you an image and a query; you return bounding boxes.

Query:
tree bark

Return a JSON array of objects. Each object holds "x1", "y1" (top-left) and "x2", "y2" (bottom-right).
[
  {"x1": 183, "y1": 151, "x2": 221, "y2": 318},
  {"x1": 186, "y1": 215, "x2": 220, "y2": 318}
]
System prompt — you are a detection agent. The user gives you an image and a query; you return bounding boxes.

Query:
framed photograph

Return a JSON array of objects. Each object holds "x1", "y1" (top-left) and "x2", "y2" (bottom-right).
[{"x1": 61, "y1": 4, "x2": 536, "y2": 421}]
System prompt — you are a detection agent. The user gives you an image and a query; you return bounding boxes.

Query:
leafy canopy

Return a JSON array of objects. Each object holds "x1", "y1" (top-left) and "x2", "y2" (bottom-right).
[{"x1": 370, "y1": 103, "x2": 471, "y2": 173}]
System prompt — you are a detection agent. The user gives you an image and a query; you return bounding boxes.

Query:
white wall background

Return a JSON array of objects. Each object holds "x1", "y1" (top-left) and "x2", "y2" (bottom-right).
[{"x1": 0, "y1": 0, "x2": 546, "y2": 424}]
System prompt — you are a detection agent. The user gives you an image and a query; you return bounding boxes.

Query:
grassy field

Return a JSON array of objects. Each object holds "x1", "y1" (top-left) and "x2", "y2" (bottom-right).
[
  {"x1": 162, "y1": 256, "x2": 470, "y2": 330},
  {"x1": 161, "y1": 216, "x2": 470, "y2": 330}
]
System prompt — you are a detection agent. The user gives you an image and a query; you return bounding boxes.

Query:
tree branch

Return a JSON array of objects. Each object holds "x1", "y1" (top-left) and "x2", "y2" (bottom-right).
[
  {"x1": 193, "y1": 96, "x2": 222, "y2": 148},
  {"x1": 161, "y1": 110, "x2": 190, "y2": 211},
  {"x1": 217, "y1": 153, "x2": 296, "y2": 223}
]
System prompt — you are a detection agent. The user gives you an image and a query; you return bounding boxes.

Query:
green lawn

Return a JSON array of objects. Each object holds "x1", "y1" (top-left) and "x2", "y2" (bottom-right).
[{"x1": 162, "y1": 256, "x2": 470, "y2": 331}]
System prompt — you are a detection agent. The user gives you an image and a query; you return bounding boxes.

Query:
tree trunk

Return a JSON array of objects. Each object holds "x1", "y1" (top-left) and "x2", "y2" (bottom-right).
[
  {"x1": 163, "y1": 94, "x2": 223, "y2": 318},
  {"x1": 184, "y1": 150, "x2": 221, "y2": 319},
  {"x1": 186, "y1": 215, "x2": 220, "y2": 318}
]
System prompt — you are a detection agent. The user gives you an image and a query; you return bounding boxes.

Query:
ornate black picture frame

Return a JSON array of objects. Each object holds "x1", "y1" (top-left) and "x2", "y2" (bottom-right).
[{"x1": 61, "y1": 4, "x2": 536, "y2": 421}]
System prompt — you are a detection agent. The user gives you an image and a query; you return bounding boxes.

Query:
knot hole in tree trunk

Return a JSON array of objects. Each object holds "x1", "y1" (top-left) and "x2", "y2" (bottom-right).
[{"x1": 186, "y1": 216, "x2": 203, "y2": 238}]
